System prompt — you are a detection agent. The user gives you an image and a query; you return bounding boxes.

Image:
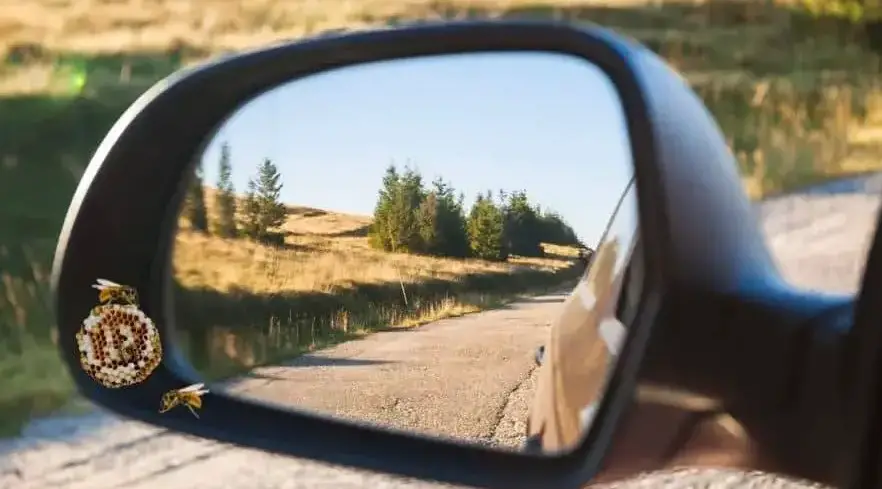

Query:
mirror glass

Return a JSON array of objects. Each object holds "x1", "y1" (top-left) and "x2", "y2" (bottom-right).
[{"x1": 171, "y1": 52, "x2": 640, "y2": 453}]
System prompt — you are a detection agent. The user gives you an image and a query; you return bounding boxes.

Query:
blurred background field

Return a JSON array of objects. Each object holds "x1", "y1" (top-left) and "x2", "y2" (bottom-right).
[{"x1": 3, "y1": 0, "x2": 882, "y2": 435}]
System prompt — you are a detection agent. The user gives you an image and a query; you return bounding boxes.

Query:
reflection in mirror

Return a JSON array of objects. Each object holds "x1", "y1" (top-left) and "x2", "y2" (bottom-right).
[{"x1": 171, "y1": 52, "x2": 638, "y2": 453}]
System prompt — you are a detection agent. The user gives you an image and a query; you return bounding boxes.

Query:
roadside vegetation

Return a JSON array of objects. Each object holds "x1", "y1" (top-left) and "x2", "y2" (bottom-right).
[
  {"x1": 174, "y1": 153, "x2": 585, "y2": 380},
  {"x1": 3, "y1": 0, "x2": 882, "y2": 435}
]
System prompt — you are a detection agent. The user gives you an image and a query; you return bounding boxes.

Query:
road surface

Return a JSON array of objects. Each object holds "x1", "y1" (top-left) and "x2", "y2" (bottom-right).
[
  {"x1": 224, "y1": 294, "x2": 562, "y2": 447},
  {"x1": 2, "y1": 174, "x2": 880, "y2": 489}
]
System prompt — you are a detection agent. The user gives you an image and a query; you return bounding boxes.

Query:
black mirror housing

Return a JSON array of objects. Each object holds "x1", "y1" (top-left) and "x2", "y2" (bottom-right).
[{"x1": 51, "y1": 19, "x2": 784, "y2": 489}]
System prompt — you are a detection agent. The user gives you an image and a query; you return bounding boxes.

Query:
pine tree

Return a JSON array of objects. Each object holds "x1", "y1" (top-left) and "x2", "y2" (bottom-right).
[
  {"x1": 501, "y1": 190, "x2": 544, "y2": 257},
  {"x1": 215, "y1": 142, "x2": 238, "y2": 238},
  {"x1": 418, "y1": 177, "x2": 469, "y2": 258},
  {"x1": 256, "y1": 158, "x2": 287, "y2": 230},
  {"x1": 241, "y1": 179, "x2": 262, "y2": 240},
  {"x1": 183, "y1": 160, "x2": 209, "y2": 233},
  {"x1": 537, "y1": 209, "x2": 580, "y2": 246},
  {"x1": 467, "y1": 192, "x2": 507, "y2": 261},
  {"x1": 394, "y1": 166, "x2": 425, "y2": 252},
  {"x1": 241, "y1": 158, "x2": 287, "y2": 244},
  {"x1": 417, "y1": 191, "x2": 440, "y2": 253},
  {"x1": 369, "y1": 165, "x2": 400, "y2": 251},
  {"x1": 368, "y1": 164, "x2": 424, "y2": 253}
]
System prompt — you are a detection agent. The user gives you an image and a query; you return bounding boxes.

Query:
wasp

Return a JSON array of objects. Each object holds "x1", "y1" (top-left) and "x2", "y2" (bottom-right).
[
  {"x1": 159, "y1": 383, "x2": 210, "y2": 419},
  {"x1": 89, "y1": 278, "x2": 151, "y2": 365},
  {"x1": 91, "y1": 278, "x2": 139, "y2": 312}
]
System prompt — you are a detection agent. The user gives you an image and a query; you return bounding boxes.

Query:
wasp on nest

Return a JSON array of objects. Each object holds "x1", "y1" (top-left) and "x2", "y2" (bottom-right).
[{"x1": 76, "y1": 279, "x2": 163, "y2": 388}]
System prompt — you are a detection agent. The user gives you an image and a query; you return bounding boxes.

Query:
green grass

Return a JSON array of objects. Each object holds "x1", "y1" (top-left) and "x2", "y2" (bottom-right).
[{"x1": 3, "y1": 0, "x2": 882, "y2": 436}]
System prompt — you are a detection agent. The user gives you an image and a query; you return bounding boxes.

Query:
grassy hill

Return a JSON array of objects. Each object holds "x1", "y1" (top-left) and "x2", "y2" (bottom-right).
[
  {"x1": 3, "y1": 0, "x2": 882, "y2": 435},
  {"x1": 173, "y1": 191, "x2": 583, "y2": 381}
]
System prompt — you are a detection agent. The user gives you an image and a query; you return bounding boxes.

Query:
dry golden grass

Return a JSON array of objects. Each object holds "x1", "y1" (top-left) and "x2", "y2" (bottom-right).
[
  {"x1": 174, "y1": 230, "x2": 576, "y2": 294},
  {"x1": 0, "y1": 0, "x2": 647, "y2": 57},
  {"x1": 0, "y1": 0, "x2": 672, "y2": 96},
  {"x1": 174, "y1": 189, "x2": 578, "y2": 296},
  {"x1": 170, "y1": 190, "x2": 581, "y2": 380},
  {"x1": 283, "y1": 205, "x2": 373, "y2": 236},
  {"x1": 5, "y1": 0, "x2": 882, "y2": 197},
  {"x1": 707, "y1": 80, "x2": 882, "y2": 199}
]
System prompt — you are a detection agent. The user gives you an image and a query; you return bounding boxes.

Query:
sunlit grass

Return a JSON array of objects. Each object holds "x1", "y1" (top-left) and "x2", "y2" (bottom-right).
[{"x1": 172, "y1": 197, "x2": 582, "y2": 381}]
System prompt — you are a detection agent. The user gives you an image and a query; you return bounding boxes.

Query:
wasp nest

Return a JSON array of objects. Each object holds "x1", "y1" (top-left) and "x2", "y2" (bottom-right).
[{"x1": 76, "y1": 304, "x2": 163, "y2": 388}]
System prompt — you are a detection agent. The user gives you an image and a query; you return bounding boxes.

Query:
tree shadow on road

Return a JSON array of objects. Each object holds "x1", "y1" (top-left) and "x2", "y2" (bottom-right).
[
  {"x1": 517, "y1": 294, "x2": 569, "y2": 304},
  {"x1": 282, "y1": 355, "x2": 394, "y2": 368},
  {"x1": 236, "y1": 357, "x2": 394, "y2": 381},
  {"x1": 794, "y1": 171, "x2": 882, "y2": 196}
]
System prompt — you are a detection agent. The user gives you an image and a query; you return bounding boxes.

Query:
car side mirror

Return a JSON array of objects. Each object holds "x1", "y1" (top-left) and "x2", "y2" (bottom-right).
[{"x1": 52, "y1": 19, "x2": 864, "y2": 489}]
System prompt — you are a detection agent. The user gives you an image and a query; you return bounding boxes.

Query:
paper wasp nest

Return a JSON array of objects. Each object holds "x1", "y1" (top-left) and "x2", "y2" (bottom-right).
[{"x1": 76, "y1": 295, "x2": 163, "y2": 388}]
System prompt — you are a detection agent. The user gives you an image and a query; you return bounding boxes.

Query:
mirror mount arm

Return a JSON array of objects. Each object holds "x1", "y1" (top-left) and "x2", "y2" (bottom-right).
[{"x1": 639, "y1": 285, "x2": 852, "y2": 484}]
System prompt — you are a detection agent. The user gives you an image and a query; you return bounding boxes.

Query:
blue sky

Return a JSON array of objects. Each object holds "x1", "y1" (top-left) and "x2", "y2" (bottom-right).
[{"x1": 199, "y1": 51, "x2": 634, "y2": 247}]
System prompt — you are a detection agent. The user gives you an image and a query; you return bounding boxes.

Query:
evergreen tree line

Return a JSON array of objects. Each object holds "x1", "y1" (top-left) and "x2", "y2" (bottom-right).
[
  {"x1": 182, "y1": 142, "x2": 288, "y2": 245},
  {"x1": 183, "y1": 151, "x2": 582, "y2": 261},
  {"x1": 369, "y1": 165, "x2": 582, "y2": 262}
]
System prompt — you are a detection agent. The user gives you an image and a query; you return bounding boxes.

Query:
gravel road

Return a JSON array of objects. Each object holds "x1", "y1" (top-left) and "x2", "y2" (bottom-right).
[
  {"x1": 2, "y1": 174, "x2": 880, "y2": 489},
  {"x1": 225, "y1": 293, "x2": 560, "y2": 447}
]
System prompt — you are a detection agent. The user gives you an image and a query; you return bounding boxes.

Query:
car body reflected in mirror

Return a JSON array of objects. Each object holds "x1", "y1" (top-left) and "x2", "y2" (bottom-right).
[{"x1": 526, "y1": 181, "x2": 639, "y2": 453}]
